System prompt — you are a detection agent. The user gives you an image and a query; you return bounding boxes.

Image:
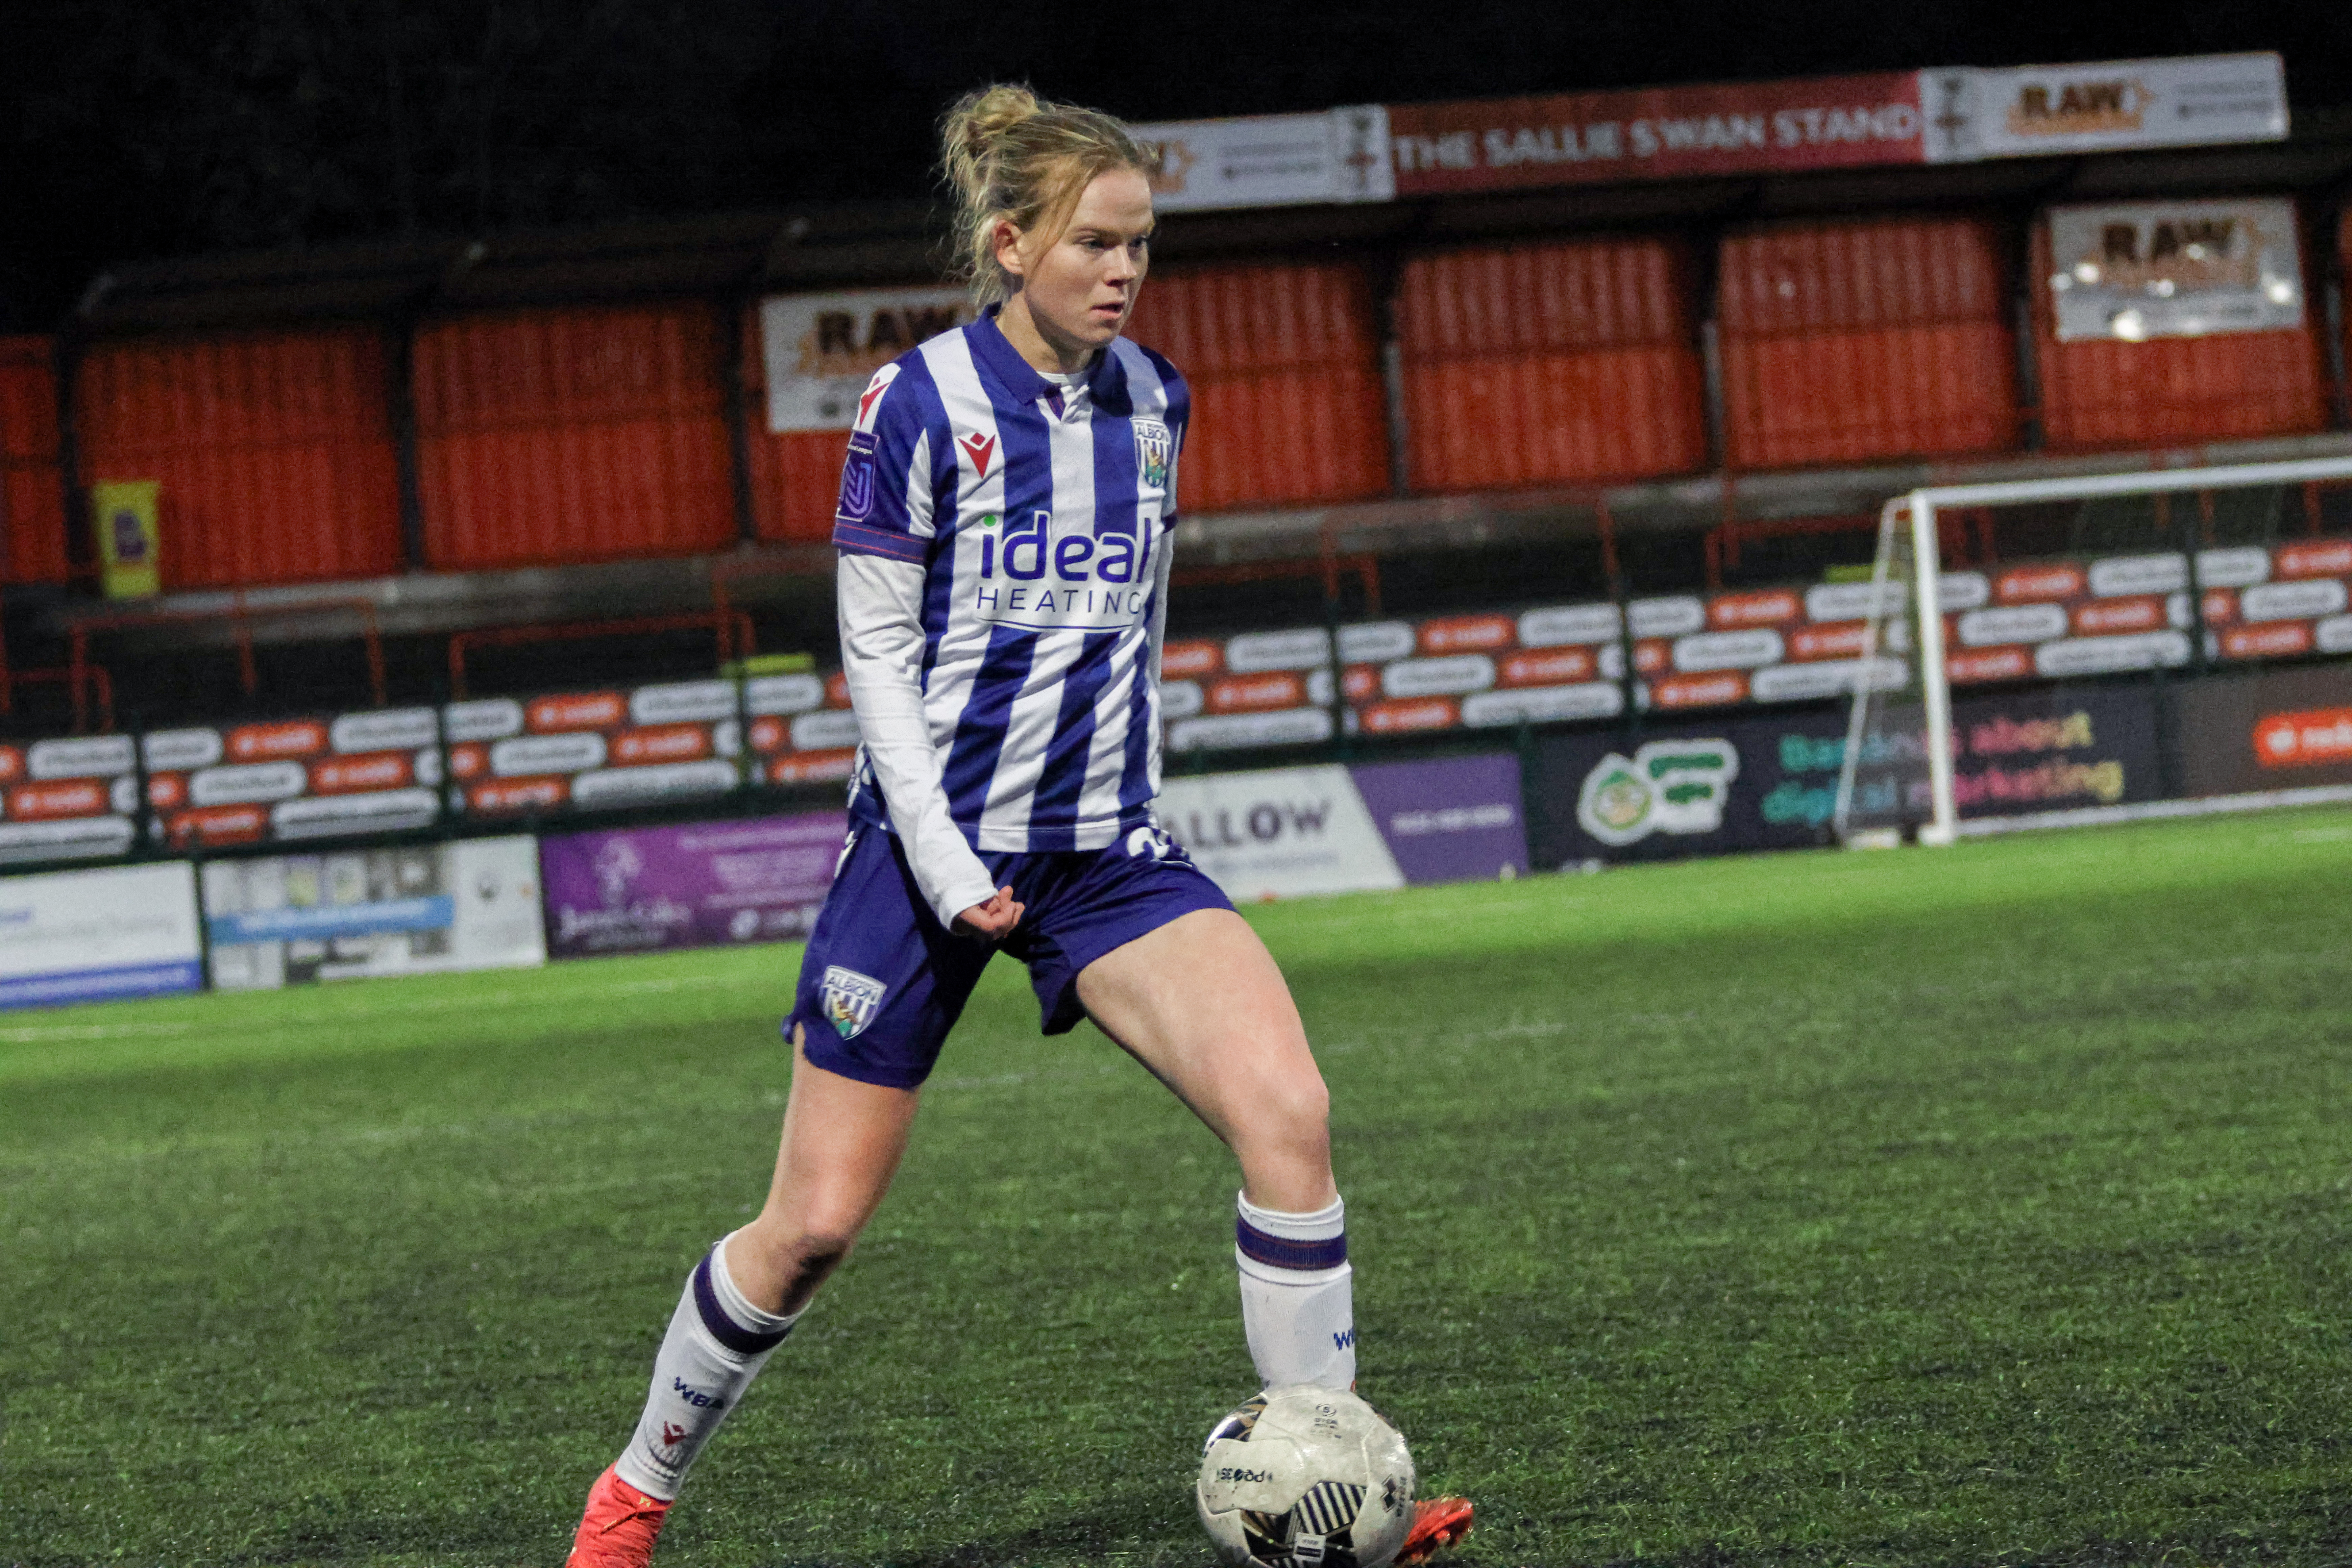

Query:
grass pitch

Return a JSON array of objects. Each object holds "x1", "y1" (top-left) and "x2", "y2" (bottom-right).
[{"x1": 4, "y1": 808, "x2": 2350, "y2": 1567}]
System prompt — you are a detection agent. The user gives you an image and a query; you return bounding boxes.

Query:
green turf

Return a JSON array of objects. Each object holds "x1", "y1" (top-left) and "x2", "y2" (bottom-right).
[{"x1": 4, "y1": 808, "x2": 2350, "y2": 1567}]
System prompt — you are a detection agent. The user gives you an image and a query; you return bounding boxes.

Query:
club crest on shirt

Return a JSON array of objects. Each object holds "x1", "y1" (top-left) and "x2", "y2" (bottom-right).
[
  {"x1": 1133, "y1": 418, "x2": 1172, "y2": 490},
  {"x1": 820, "y1": 965, "x2": 887, "y2": 1039}
]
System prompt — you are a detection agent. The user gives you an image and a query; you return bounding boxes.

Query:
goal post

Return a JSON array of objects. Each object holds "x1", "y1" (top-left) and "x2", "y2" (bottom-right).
[{"x1": 1835, "y1": 453, "x2": 2352, "y2": 847}]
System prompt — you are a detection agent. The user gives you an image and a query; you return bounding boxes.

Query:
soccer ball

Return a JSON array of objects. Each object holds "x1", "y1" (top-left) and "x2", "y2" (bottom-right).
[{"x1": 1196, "y1": 1385, "x2": 1416, "y2": 1568}]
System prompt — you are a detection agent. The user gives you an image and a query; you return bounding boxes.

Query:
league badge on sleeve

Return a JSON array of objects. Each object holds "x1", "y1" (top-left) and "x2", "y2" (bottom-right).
[
  {"x1": 837, "y1": 432, "x2": 877, "y2": 522},
  {"x1": 1132, "y1": 418, "x2": 1172, "y2": 490},
  {"x1": 819, "y1": 965, "x2": 887, "y2": 1039}
]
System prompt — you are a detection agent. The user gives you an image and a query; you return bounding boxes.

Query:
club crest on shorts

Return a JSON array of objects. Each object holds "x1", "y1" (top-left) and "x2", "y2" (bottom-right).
[
  {"x1": 1132, "y1": 418, "x2": 1172, "y2": 490},
  {"x1": 819, "y1": 965, "x2": 886, "y2": 1039}
]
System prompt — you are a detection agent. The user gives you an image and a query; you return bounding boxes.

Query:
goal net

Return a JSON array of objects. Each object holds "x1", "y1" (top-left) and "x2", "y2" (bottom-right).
[
  {"x1": 1834, "y1": 454, "x2": 2352, "y2": 846},
  {"x1": 1832, "y1": 497, "x2": 1940, "y2": 844}
]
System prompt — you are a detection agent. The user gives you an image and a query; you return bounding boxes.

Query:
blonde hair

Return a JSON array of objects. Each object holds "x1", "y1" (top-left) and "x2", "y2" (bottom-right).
[{"x1": 939, "y1": 84, "x2": 1152, "y2": 305}]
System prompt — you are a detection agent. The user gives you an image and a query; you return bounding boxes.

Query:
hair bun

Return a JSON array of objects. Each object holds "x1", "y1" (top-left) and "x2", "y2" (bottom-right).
[{"x1": 952, "y1": 84, "x2": 1041, "y2": 155}]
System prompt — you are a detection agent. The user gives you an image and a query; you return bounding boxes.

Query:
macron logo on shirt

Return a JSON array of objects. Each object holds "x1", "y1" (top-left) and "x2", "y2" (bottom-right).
[
  {"x1": 854, "y1": 363, "x2": 901, "y2": 433},
  {"x1": 957, "y1": 431, "x2": 997, "y2": 477}
]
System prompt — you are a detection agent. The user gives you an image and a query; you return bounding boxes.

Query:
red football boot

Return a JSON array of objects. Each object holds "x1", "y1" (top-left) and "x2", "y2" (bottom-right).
[
  {"x1": 1396, "y1": 1495, "x2": 1475, "y2": 1564},
  {"x1": 565, "y1": 1464, "x2": 671, "y2": 1568}
]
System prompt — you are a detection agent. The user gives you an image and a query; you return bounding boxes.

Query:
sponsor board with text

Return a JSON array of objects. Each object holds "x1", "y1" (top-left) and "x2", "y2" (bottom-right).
[
  {"x1": 201, "y1": 837, "x2": 544, "y2": 990},
  {"x1": 760, "y1": 287, "x2": 979, "y2": 432},
  {"x1": 1387, "y1": 71, "x2": 1927, "y2": 196},
  {"x1": 539, "y1": 811, "x2": 849, "y2": 959},
  {"x1": 446, "y1": 682, "x2": 746, "y2": 818},
  {"x1": 1130, "y1": 106, "x2": 1393, "y2": 212},
  {"x1": 1921, "y1": 54, "x2": 2286, "y2": 163},
  {"x1": 147, "y1": 708, "x2": 443, "y2": 850},
  {"x1": 0, "y1": 860, "x2": 203, "y2": 1009},
  {"x1": 2175, "y1": 664, "x2": 2352, "y2": 797},
  {"x1": 0, "y1": 734, "x2": 140, "y2": 866},
  {"x1": 1155, "y1": 755, "x2": 1524, "y2": 901},
  {"x1": 2046, "y1": 197, "x2": 2305, "y2": 342},
  {"x1": 1532, "y1": 685, "x2": 2161, "y2": 863}
]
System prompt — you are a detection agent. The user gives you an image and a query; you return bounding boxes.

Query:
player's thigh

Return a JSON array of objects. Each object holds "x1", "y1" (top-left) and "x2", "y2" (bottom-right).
[{"x1": 1074, "y1": 907, "x2": 1328, "y2": 1149}]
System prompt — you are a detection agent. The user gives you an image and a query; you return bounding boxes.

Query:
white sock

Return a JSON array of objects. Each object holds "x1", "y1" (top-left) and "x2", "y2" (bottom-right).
[
  {"x1": 1234, "y1": 1193, "x2": 1357, "y2": 1391},
  {"x1": 613, "y1": 1232, "x2": 800, "y2": 1501}
]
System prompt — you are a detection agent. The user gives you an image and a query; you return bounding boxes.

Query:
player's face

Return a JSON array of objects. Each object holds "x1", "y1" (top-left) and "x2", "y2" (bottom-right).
[{"x1": 1001, "y1": 166, "x2": 1153, "y2": 361}]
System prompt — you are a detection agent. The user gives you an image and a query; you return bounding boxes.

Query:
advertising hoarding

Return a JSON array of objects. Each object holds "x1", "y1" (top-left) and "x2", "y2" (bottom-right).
[
  {"x1": 760, "y1": 288, "x2": 978, "y2": 433},
  {"x1": 1155, "y1": 755, "x2": 1525, "y2": 901},
  {"x1": 0, "y1": 861, "x2": 202, "y2": 1009},
  {"x1": 145, "y1": 708, "x2": 443, "y2": 851},
  {"x1": 1532, "y1": 686, "x2": 2164, "y2": 864},
  {"x1": 0, "y1": 734, "x2": 140, "y2": 866},
  {"x1": 202, "y1": 837, "x2": 545, "y2": 990},
  {"x1": 1921, "y1": 54, "x2": 2287, "y2": 163},
  {"x1": 539, "y1": 811, "x2": 849, "y2": 959},
  {"x1": 1949, "y1": 686, "x2": 2165, "y2": 819},
  {"x1": 1114, "y1": 54, "x2": 2287, "y2": 211},
  {"x1": 2174, "y1": 665, "x2": 2352, "y2": 798},
  {"x1": 2046, "y1": 198, "x2": 2305, "y2": 342},
  {"x1": 538, "y1": 809, "x2": 847, "y2": 959},
  {"x1": 445, "y1": 682, "x2": 742, "y2": 819},
  {"x1": 1130, "y1": 106, "x2": 1394, "y2": 212},
  {"x1": 1386, "y1": 71, "x2": 1929, "y2": 196}
]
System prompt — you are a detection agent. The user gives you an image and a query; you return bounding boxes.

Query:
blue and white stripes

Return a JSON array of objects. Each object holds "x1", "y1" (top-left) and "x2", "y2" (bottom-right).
[{"x1": 833, "y1": 308, "x2": 1185, "y2": 856}]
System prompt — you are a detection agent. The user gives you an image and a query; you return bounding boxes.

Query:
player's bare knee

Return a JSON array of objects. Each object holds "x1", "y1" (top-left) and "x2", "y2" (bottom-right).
[
  {"x1": 1231, "y1": 1072, "x2": 1330, "y2": 1173},
  {"x1": 1263, "y1": 1067, "x2": 1330, "y2": 1144}
]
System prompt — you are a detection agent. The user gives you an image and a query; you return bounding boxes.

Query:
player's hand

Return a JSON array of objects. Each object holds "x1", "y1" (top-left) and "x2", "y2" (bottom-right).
[{"x1": 952, "y1": 886, "x2": 1024, "y2": 942}]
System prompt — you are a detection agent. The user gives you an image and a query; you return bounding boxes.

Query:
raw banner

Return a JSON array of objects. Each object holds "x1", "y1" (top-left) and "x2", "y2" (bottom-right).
[
  {"x1": 762, "y1": 288, "x2": 978, "y2": 432},
  {"x1": 2047, "y1": 197, "x2": 2304, "y2": 342},
  {"x1": 1386, "y1": 71, "x2": 1927, "y2": 196},
  {"x1": 2173, "y1": 665, "x2": 2352, "y2": 797},
  {"x1": 202, "y1": 837, "x2": 545, "y2": 990},
  {"x1": 539, "y1": 811, "x2": 848, "y2": 958},
  {"x1": 0, "y1": 861, "x2": 202, "y2": 1009},
  {"x1": 1531, "y1": 686, "x2": 2163, "y2": 863},
  {"x1": 1922, "y1": 54, "x2": 2286, "y2": 163},
  {"x1": 1156, "y1": 755, "x2": 1525, "y2": 901},
  {"x1": 1131, "y1": 106, "x2": 1393, "y2": 212}
]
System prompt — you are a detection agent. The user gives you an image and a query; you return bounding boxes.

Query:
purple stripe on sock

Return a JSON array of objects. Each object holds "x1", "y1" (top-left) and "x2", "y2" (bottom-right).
[
  {"x1": 1236, "y1": 1218, "x2": 1348, "y2": 1271},
  {"x1": 691, "y1": 1253, "x2": 793, "y2": 1356}
]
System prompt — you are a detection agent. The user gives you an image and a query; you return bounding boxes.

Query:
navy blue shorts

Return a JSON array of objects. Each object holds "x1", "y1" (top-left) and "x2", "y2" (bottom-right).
[{"x1": 785, "y1": 824, "x2": 1234, "y2": 1090}]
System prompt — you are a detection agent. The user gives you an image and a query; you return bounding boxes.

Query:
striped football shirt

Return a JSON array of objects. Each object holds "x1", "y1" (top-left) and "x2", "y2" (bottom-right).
[{"x1": 831, "y1": 306, "x2": 1188, "y2": 854}]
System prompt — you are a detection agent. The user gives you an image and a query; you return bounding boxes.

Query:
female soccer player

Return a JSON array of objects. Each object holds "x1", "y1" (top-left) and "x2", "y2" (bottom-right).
[{"x1": 566, "y1": 85, "x2": 1473, "y2": 1567}]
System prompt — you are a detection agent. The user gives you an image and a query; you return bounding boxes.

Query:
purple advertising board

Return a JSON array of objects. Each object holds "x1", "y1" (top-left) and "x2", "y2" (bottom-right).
[
  {"x1": 1348, "y1": 754, "x2": 1529, "y2": 883},
  {"x1": 539, "y1": 811, "x2": 847, "y2": 959}
]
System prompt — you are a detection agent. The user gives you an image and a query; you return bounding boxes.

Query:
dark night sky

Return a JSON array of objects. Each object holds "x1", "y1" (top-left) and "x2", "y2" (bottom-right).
[{"x1": 4, "y1": 0, "x2": 2350, "y2": 331}]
